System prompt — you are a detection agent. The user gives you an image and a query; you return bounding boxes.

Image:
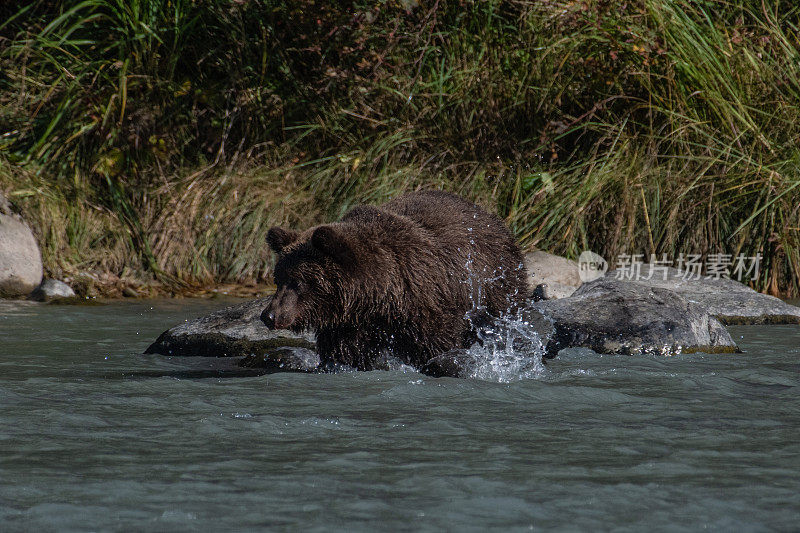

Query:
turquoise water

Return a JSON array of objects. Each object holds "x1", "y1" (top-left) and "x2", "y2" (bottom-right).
[{"x1": 1, "y1": 298, "x2": 799, "y2": 531}]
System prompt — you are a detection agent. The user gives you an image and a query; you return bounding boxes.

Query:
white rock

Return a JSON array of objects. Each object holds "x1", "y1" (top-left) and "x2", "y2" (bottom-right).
[
  {"x1": 0, "y1": 195, "x2": 43, "y2": 297},
  {"x1": 532, "y1": 280, "x2": 578, "y2": 300},
  {"x1": 524, "y1": 251, "x2": 581, "y2": 298},
  {"x1": 29, "y1": 279, "x2": 76, "y2": 302}
]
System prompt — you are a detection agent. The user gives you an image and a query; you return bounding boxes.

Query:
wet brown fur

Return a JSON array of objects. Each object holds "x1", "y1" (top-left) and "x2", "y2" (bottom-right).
[{"x1": 261, "y1": 190, "x2": 528, "y2": 370}]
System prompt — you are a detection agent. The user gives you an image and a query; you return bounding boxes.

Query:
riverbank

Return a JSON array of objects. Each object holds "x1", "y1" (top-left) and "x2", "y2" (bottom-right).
[{"x1": 2, "y1": 1, "x2": 799, "y2": 296}]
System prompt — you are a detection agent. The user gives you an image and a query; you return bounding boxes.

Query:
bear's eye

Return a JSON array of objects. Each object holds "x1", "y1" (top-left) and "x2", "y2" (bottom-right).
[{"x1": 288, "y1": 279, "x2": 305, "y2": 293}]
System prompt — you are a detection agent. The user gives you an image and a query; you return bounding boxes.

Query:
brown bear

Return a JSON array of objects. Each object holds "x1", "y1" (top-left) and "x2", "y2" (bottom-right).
[{"x1": 261, "y1": 190, "x2": 528, "y2": 371}]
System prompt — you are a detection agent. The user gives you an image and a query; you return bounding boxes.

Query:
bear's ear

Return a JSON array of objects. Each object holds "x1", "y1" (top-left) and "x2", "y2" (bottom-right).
[
  {"x1": 267, "y1": 226, "x2": 299, "y2": 254},
  {"x1": 311, "y1": 225, "x2": 356, "y2": 265}
]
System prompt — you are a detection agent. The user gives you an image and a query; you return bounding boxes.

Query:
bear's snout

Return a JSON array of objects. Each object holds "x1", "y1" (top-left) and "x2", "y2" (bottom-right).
[
  {"x1": 261, "y1": 307, "x2": 276, "y2": 329},
  {"x1": 262, "y1": 288, "x2": 299, "y2": 330},
  {"x1": 261, "y1": 304, "x2": 290, "y2": 329}
]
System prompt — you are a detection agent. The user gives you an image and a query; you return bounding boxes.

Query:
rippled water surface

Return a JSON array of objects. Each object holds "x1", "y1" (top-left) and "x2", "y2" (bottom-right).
[{"x1": 2, "y1": 298, "x2": 800, "y2": 531}]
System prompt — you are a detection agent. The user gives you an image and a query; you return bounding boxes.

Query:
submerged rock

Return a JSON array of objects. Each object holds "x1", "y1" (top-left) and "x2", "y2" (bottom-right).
[
  {"x1": 607, "y1": 265, "x2": 800, "y2": 325},
  {"x1": 526, "y1": 277, "x2": 740, "y2": 357},
  {"x1": 29, "y1": 279, "x2": 76, "y2": 302},
  {"x1": 239, "y1": 346, "x2": 321, "y2": 372},
  {"x1": 421, "y1": 350, "x2": 480, "y2": 379},
  {"x1": 0, "y1": 194, "x2": 43, "y2": 298},
  {"x1": 144, "y1": 297, "x2": 317, "y2": 366}
]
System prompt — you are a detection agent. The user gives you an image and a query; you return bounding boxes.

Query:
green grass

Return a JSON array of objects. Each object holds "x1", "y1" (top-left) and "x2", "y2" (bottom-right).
[{"x1": 1, "y1": 0, "x2": 798, "y2": 296}]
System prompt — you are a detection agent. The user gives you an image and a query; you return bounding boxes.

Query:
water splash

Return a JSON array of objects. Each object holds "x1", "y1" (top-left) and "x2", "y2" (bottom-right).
[
  {"x1": 461, "y1": 310, "x2": 548, "y2": 383},
  {"x1": 458, "y1": 224, "x2": 543, "y2": 382}
]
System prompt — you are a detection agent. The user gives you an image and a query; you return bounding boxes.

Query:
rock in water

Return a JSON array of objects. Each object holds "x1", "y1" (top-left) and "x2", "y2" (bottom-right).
[
  {"x1": 29, "y1": 279, "x2": 76, "y2": 302},
  {"x1": 239, "y1": 346, "x2": 321, "y2": 372},
  {"x1": 421, "y1": 349, "x2": 480, "y2": 379},
  {"x1": 607, "y1": 265, "x2": 800, "y2": 325},
  {"x1": 526, "y1": 277, "x2": 740, "y2": 357},
  {"x1": 0, "y1": 195, "x2": 43, "y2": 298},
  {"x1": 144, "y1": 297, "x2": 318, "y2": 371}
]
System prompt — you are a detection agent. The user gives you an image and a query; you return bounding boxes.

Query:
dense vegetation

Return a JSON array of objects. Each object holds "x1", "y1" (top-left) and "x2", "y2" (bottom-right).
[{"x1": 1, "y1": 0, "x2": 799, "y2": 296}]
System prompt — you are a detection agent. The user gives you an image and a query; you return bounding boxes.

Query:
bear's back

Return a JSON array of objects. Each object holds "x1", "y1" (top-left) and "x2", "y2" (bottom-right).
[
  {"x1": 382, "y1": 190, "x2": 481, "y2": 233},
  {"x1": 381, "y1": 190, "x2": 528, "y2": 314}
]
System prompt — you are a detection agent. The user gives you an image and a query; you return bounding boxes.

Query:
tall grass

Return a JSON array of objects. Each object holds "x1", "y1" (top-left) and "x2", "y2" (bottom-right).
[{"x1": 1, "y1": 0, "x2": 798, "y2": 296}]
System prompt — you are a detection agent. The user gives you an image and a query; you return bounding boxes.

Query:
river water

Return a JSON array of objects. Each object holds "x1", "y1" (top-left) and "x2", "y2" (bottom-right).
[{"x1": 1, "y1": 298, "x2": 799, "y2": 531}]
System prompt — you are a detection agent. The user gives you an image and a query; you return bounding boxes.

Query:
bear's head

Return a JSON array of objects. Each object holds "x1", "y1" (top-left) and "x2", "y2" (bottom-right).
[{"x1": 261, "y1": 223, "x2": 361, "y2": 332}]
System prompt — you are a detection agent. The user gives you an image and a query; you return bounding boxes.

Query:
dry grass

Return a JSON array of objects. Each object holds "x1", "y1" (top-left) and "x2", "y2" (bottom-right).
[{"x1": 1, "y1": 1, "x2": 799, "y2": 296}]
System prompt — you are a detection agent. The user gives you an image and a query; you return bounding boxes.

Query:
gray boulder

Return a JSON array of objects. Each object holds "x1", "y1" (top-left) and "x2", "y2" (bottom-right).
[
  {"x1": 0, "y1": 194, "x2": 43, "y2": 298},
  {"x1": 525, "y1": 250, "x2": 581, "y2": 300},
  {"x1": 29, "y1": 279, "x2": 76, "y2": 302},
  {"x1": 144, "y1": 297, "x2": 318, "y2": 371},
  {"x1": 607, "y1": 265, "x2": 800, "y2": 325},
  {"x1": 525, "y1": 277, "x2": 740, "y2": 357}
]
